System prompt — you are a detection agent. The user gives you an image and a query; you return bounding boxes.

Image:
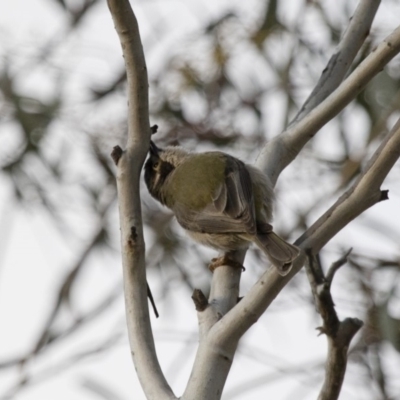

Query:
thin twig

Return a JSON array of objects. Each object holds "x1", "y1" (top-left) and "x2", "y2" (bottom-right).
[{"x1": 326, "y1": 248, "x2": 353, "y2": 285}]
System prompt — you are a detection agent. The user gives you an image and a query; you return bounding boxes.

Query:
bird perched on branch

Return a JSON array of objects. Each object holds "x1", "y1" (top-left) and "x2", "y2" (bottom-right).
[{"x1": 144, "y1": 141, "x2": 300, "y2": 275}]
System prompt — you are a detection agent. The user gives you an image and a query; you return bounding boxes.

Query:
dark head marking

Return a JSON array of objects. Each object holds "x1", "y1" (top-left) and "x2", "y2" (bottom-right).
[{"x1": 144, "y1": 146, "x2": 175, "y2": 204}]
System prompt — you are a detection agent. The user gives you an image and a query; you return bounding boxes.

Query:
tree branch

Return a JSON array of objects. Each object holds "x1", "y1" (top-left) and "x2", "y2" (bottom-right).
[
  {"x1": 214, "y1": 117, "x2": 400, "y2": 343},
  {"x1": 305, "y1": 252, "x2": 363, "y2": 400},
  {"x1": 183, "y1": 5, "x2": 400, "y2": 398},
  {"x1": 297, "y1": 117, "x2": 400, "y2": 252},
  {"x1": 293, "y1": 0, "x2": 380, "y2": 123},
  {"x1": 183, "y1": 4, "x2": 380, "y2": 399},
  {"x1": 318, "y1": 318, "x2": 363, "y2": 400},
  {"x1": 184, "y1": 252, "x2": 245, "y2": 399},
  {"x1": 258, "y1": 23, "x2": 400, "y2": 184},
  {"x1": 107, "y1": 0, "x2": 175, "y2": 399},
  {"x1": 325, "y1": 249, "x2": 353, "y2": 285},
  {"x1": 108, "y1": 1, "x2": 400, "y2": 399}
]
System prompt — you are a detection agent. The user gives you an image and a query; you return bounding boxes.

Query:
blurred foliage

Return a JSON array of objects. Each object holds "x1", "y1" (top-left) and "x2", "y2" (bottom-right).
[{"x1": 1, "y1": 0, "x2": 400, "y2": 399}]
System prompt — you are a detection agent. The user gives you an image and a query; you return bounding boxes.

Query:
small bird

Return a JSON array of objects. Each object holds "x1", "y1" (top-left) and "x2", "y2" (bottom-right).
[{"x1": 144, "y1": 142, "x2": 300, "y2": 275}]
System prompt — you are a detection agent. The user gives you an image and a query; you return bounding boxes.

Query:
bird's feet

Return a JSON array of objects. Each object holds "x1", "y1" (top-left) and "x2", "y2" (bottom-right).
[{"x1": 208, "y1": 254, "x2": 245, "y2": 272}]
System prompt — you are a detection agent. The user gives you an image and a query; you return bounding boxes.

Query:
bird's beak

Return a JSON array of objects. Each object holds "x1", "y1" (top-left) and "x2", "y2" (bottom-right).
[{"x1": 149, "y1": 141, "x2": 161, "y2": 156}]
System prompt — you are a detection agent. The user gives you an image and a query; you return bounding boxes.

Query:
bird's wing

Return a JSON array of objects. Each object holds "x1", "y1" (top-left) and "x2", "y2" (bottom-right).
[{"x1": 174, "y1": 156, "x2": 257, "y2": 235}]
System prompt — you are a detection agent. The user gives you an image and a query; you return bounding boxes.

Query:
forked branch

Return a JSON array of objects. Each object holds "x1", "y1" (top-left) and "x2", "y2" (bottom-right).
[
  {"x1": 259, "y1": 23, "x2": 400, "y2": 184},
  {"x1": 306, "y1": 251, "x2": 363, "y2": 400}
]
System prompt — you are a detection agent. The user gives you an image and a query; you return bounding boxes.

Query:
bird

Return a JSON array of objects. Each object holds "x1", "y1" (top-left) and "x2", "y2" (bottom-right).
[{"x1": 144, "y1": 141, "x2": 300, "y2": 275}]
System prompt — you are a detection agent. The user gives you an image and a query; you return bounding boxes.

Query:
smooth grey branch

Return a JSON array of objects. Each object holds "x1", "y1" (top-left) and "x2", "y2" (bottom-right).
[
  {"x1": 293, "y1": 0, "x2": 380, "y2": 123},
  {"x1": 258, "y1": 24, "x2": 400, "y2": 184},
  {"x1": 107, "y1": 0, "x2": 175, "y2": 399}
]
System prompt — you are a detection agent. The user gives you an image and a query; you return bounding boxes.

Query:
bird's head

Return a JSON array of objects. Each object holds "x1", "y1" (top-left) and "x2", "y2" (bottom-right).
[{"x1": 144, "y1": 142, "x2": 189, "y2": 203}]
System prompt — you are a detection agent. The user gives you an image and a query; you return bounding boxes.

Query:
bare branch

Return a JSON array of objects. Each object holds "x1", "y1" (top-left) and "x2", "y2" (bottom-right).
[
  {"x1": 111, "y1": 145, "x2": 123, "y2": 165},
  {"x1": 0, "y1": 331, "x2": 124, "y2": 400},
  {"x1": 147, "y1": 283, "x2": 159, "y2": 318},
  {"x1": 106, "y1": 0, "x2": 149, "y2": 150},
  {"x1": 306, "y1": 253, "x2": 340, "y2": 335},
  {"x1": 107, "y1": 0, "x2": 174, "y2": 398},
  {"x1": 183, "y1": 255, "x2": 244, "y2": 399},
  {"x1": 318, "y1": 318, "x2": 363, "y2": 400},
  {"x1": 325, "y1": 248, "x2": 353, "y2": 285},
  {"x1": 183, "y1": 337, "x2": 238, "y2": 400},
  {"x1": 209, "y1": 258, "x2": 243, "y2": 317},
  {"x1": 214, "y1": 117, "x2": 400, "y2": 343},
  {"x1": 30, "y1": 193, "x2": 116, "y2": 358},
  {"x1": 258, "y1": 25, "x2": 400, "y2": 184},
  {"x1": 182, "y1": 15, "x2": 400, "y2": 400},
  {"x1": 305, "y1": 251, "x2": 363, "y2": 400},
  {"x1": 293, "y1": 0, "x2": 380, "y2": 123},
  {"x1": 192, "y1": 289, "x2": 209, "y2": 312},
  {"x1": 297, "y1": 118, "x2": 400, "y2": 252},
  {"x1": 81, "y1": 377, "x2": 126, "y2": 400}
]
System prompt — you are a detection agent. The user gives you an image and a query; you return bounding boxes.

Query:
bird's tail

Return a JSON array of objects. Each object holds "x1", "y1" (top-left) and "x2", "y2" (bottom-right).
[{"x1": 255, "y1": 228, "x2": 300, "y2": 276}]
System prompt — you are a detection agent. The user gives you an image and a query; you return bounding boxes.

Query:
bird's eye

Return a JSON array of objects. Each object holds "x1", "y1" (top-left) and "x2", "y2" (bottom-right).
[{"x1": 153, "y1": 161, "x2": 159, "y2": 170}]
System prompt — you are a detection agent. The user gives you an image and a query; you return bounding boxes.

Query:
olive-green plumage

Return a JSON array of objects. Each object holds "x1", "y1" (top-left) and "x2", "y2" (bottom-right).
[
  {"x1": 166, "y1": 153, "x2": 226, "y2": 210},
  {"x1": 144, "y1": 142, "x2": 299, "y2": 275}
]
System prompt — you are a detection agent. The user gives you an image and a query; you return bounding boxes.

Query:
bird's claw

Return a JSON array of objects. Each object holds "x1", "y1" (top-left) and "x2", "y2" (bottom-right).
[{"x1": 208, "y1": 255, "x2": 245, "y2": 272}]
